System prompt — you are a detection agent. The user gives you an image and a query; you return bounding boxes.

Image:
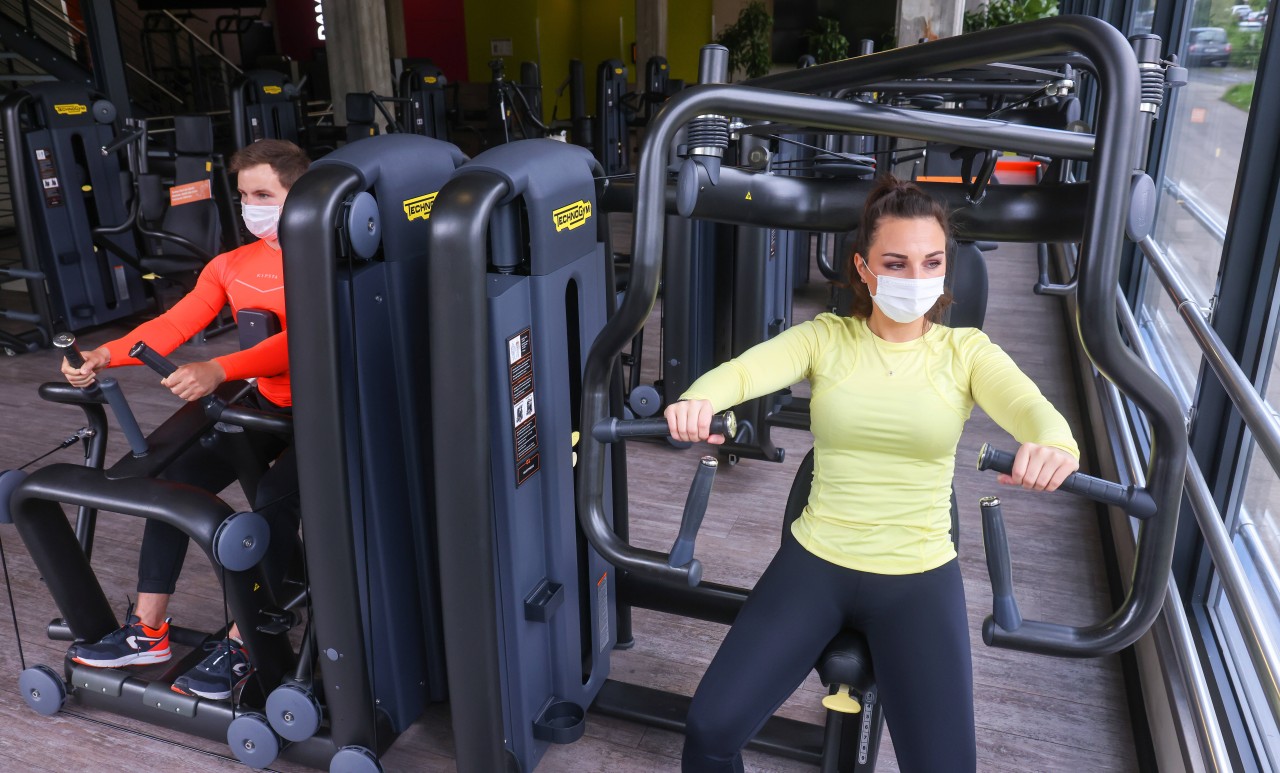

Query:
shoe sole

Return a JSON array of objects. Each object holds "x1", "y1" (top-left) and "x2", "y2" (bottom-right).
[
  {"x1": 172, "y1": 674, "x2": 252, "y2": 701},
  {"x1": 72, "y1": 648, "x2": 172, "y2": 668}
]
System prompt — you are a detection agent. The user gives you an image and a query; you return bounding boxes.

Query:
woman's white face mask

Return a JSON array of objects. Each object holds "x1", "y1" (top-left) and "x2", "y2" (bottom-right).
[
  {"x1": 861, "y1": 258, "x2": 945, "y2": 324},
  {"x1": 242, "y1": 204, "x2": 282, "y2": 241}
]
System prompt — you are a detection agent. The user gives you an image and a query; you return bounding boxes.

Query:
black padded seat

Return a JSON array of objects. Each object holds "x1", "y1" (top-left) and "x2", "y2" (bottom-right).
[{"x1": 817, "y1": 629, "x2": 875, "y2": 695}]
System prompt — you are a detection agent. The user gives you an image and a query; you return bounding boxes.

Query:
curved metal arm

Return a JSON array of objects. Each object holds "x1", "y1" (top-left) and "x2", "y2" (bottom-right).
[{"x1": 578, "y1": 15, "x2": 1186, "y2": 657}]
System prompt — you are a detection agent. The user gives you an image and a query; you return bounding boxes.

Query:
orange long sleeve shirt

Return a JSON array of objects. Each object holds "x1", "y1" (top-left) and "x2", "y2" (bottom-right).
[{"x1": 103, "y1": 239, "x2": 292, "y2": 407}]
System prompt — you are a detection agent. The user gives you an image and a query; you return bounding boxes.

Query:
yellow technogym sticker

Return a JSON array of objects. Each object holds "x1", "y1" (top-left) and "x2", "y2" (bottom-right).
[
  {"x1": 263, "y1": 85, "x2": 283, "y2": 95},
  {"x1": 53, "y1": 103, "x2": 87, "y2": 116},
  {"x1": 403, "y1": 192, "x2": 438, "y2": 221},
  {"x1": 424, "y1": 76, "x2": 438, "y2": 84},
  {"x1": 553, "y1": 200, "x2": 592, "y2": 232}
]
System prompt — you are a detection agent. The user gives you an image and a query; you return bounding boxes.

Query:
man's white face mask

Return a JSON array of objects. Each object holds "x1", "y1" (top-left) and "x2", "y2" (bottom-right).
[{"x1": 242, "y1": 204, "x2": 282, "y2": 241}]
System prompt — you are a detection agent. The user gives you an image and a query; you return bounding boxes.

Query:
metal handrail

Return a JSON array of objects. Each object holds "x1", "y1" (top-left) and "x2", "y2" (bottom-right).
[
  {"x1": 160, "y1": 11, "x2": 241, "y2": 75},
  {"x1": 1139, "y1": 235, "x2": 1280, "y2": 480},
  {"x1": 1162, "y1": 177, "x2": 1228, "y2": 245},
  {"x1": 1237, "y1": 508, "x2": 1280, "y2": 629}
]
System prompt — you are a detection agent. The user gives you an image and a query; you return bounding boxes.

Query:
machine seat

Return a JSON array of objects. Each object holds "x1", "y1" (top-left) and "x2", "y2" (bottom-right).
[{"x1": 817, "y1": 629, "x2": 875, "y2": 693}]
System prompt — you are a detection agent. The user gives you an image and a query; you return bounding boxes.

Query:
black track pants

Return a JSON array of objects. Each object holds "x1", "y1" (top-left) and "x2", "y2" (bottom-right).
[
  {"x1": 682, "y1": 535, "x2": 975, "y2": 773},
  {"x1": 136, "y1": 392, "x2": 299, "y2": 599}
]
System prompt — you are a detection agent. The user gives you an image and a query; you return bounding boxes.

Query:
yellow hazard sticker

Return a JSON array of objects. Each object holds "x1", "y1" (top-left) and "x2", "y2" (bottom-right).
[
  {"x1": 53, "y1": 103, "x2": 87, "y2": 116},
  {"x1": 745, "y1": 192, "x2": 752, "y2": 201},
  {"x1": 553, "y1": 200, "x2": 592, "y2": 232},
  {"x1": 403, "y1": 192, "x2": 438, "y2": 221}
]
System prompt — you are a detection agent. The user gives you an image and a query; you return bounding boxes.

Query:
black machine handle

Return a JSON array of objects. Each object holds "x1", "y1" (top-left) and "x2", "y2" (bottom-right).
[
  {"x1": 980, "y1": 496, "x2": 1023, "y2": 632},
  {"x1": 128, "y1": 341, "x2": 292, "y2": 436},
  {"x1": 591, "y1": 411, "x2": 737, "y2": 444},
  {"x1": 668, "y1": 456, "x2": 718, "y2": 578},
  {"x1": 55, "y1": 333, "x2": 149, "y2": 456},
  {"x1": 129, "y1": 340, "x2": 179, "y2": 378},
  {"x1": 976, "y1": 443, "x2": 1157, "y2": 519}
]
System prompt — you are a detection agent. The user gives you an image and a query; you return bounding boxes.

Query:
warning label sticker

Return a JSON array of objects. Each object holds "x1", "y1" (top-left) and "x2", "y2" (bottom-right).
[
  {"x1": 169, "y1": 179, "x2": 211, "y2": 207},
  {"x1": 34, "y1": 148, "x2": 62, "y2": 208},
  {"x1": 508, "y1": 328, "x2": 540, "y2": 485}
]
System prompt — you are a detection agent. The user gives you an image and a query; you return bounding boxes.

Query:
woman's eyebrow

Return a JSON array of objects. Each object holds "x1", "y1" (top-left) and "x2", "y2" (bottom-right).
[{"x1": 878, "y1": 251, "x2": 946, "y2": 259}]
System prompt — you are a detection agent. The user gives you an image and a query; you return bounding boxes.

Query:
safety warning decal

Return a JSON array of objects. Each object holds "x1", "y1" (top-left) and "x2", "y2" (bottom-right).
[
  {"x1": 169, "y1": 179, "x2": 211, "y2": 207},
  {"x1": 508, "y1": 328, "x2": 540, "y2": 485},
  {"x1": 34, "y1": 148, "x2": 63, "y2": 208}
]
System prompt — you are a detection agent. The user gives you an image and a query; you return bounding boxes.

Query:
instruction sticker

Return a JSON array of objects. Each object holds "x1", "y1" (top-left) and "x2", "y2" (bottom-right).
[
  {"x1": 169, "y1": 179, "x2": 211, "y2": 207},
  {"x1": 34, "y1": 148, "x2": 62, "y2": 208},
  {"x1": 508, "y1": 328, "x2": 540, "y2": 485}
]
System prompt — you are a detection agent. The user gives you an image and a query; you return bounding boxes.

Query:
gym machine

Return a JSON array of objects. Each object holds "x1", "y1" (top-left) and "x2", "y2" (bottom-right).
[
  {"x1": 425, "y1": 138, "x2": 617, "y2": 771},
  {"x1": 578, "y1": 16, "x2": 1189, "y2": 770},
  {"x1": 0, "y1": 82, "x2": 150, "y2": 352},
  {"x1": 397, "y1": 59, "x2": 449, "y2": 140},
  {"x1": 273, "y1": 133, "x2": 470, "y2": 771},
  {"x1": 230, "y1": 69, "x2": 303, "y2": 149}
]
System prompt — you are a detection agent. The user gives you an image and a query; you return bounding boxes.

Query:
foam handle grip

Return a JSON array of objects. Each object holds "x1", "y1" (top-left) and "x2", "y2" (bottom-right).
[
  {"x1": 591, "y1": 412, "x2": 736, "y2": 443},
  {"x1": 53, "y1": 333, "x2": 102, "y2": 400},
  {"x1": 97, "y1": 377, "x2": 149, "y2": 456},
  {"x1": 669, "y1": 456, "x2": 718, "y2": 569},
  {"x1": 976, "y1": 444, "x2": 1157, "y2": 519},
  {"x1": 980, "y1": 496, "x2": 1022, "y2": 632},
  {"x1": 129, "y1": 341, "x2": 177, "y2": 378}
]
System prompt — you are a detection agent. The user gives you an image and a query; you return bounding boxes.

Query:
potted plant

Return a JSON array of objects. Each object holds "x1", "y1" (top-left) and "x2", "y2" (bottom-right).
[
  {"x1": 963, "y1": 0, "x2": 1059, "y2": 33},
  {"x1": 808, "y1": 17, "x2": 850, "y2": 64},
  {"x1": 717, "y1": 1, "x2": 773, "y2": 79}
]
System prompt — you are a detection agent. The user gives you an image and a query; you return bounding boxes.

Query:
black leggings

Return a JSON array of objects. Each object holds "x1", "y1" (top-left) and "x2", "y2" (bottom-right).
[
  {"x1": 682, "y1": 535, "x2": 975, "y2": 773},
  {"x1": 137, "y1": 392, "x2": 299, "y2": 599}
]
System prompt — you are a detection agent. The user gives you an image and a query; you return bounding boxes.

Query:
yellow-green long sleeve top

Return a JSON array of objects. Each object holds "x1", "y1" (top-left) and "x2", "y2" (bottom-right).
[{"x1": 681, "y1": 313, "x2": 1079, "y2": 575}]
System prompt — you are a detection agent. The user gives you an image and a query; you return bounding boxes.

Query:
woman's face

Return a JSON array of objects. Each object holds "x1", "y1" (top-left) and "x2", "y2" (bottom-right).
[{"x1": 854, "y1": 216, "x2": 947, "y2": 296}]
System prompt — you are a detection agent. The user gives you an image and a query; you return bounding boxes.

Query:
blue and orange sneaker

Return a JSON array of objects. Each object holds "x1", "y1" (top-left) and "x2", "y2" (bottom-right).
[
  {"x1": 171, "y1": 638, "x2": 253, "y2": 700},
  {"x1": 70, "y1": 615, "x2": 171, "y2": 667}
]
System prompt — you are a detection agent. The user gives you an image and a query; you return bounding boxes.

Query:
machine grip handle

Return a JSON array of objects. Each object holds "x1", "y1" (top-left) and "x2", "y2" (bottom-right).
[
  {"x1": 591, "y1": 411, "x2": 737, "y2": 443},
  {"x1": 669, "y1": 456, "x2": 718, "y2": 570},
  {"x1": 129, "y1": 341, "x2": 178, "y2": 378},
  {"x1": 98, "y1": 377, "x2": 149, "y2": 456},
  {"x1": 56, "y1": 334, "x2": 149, "y2": 456},
  {"x1": 54, "y1": 332, "x2": 87, "y2": 370},
  {"x1": 976, "y1": 444, "x2": 1157, "y2": 519},
  {"x1": 980, "y1": 496, "x2": 1022, "y2": 632}
]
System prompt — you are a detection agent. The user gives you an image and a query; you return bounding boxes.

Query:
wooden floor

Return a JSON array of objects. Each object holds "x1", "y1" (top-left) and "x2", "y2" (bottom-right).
[{"x1": 0, "y1": 237, "x2": 1138, "y2": 771}]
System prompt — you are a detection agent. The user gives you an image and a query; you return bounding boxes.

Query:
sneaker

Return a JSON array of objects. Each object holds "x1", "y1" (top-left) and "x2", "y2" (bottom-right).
[
  {"x1": 71, "y1": 615, "x2": 171, "y2": 668},
  {"x1": 171, "y1": 638, "x2": 253, "y2": 700}
]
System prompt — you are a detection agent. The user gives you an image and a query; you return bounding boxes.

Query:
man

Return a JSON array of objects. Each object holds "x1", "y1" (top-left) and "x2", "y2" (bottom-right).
[{"x1": 61, "y1": 139, "x2": 310, "y2": 700}]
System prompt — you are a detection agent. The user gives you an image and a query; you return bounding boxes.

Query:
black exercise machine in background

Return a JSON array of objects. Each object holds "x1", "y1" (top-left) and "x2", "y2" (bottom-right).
[
  {"x1": 230, "y1": 69, "x2": 303, "y2": 149},
  {"x1": 0, "y1": 82, "x2": 150, "y2": 352}
]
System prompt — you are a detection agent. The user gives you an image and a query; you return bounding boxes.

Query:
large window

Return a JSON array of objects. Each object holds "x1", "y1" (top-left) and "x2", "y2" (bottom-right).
[{"x1": 1139, "y1": 0, "x2": 1261, "y2": 404}]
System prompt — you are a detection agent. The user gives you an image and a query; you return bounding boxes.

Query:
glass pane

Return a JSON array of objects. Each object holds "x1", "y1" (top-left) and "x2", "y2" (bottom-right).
[
  {"x1": 1140, "y1": 0, "x2": 1259, "y2": 400},
  {"x1": 1130, "y1": 0, "x2": 1156, "y2": 34}
]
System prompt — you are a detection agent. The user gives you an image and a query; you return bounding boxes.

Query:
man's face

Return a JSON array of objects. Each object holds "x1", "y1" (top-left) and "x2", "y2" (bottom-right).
[{"x1": 236, "y1": 164, "x2": 288, "y2": 207}]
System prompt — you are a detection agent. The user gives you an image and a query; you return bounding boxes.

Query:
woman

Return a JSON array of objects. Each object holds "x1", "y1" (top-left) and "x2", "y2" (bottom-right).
[{"x1": 666, "y1": 176, "x2": 1080, "y2": 772}]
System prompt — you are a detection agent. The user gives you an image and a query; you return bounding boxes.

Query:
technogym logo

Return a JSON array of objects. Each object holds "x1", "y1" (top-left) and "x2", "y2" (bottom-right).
[
  {"x1": 262, "y1": 85, "x2": 283, "y2": 95},
  {"x1": 403, "y1": 192, "x2": 438, "y2": 222},
  {"x1": 53, "y1": 103, "x2": 87, "y2": 116},
  {"x1": 553, "y1": 200, "x2": 592, "y2": 232}
]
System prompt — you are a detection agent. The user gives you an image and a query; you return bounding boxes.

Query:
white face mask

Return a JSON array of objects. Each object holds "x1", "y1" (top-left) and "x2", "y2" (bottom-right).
[
  {"x1": 242, "y1": 204, "x2": 281, "y2": 241},
  {"x1": 862, "y1": 258, "x2": 945, "y2": 324}
]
